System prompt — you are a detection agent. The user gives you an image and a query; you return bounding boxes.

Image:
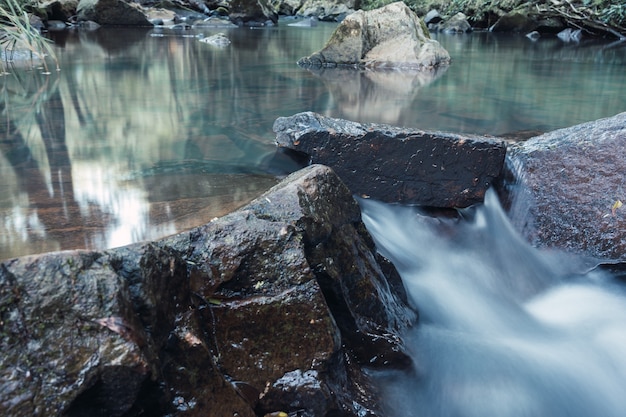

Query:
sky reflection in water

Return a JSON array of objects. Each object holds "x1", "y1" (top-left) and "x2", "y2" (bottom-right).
[{"x1": 0, "y1": 24, "x2": 625, "y2": 260}]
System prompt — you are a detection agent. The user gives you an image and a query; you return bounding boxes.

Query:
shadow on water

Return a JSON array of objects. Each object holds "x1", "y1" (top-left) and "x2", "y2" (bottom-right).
[{"x1": 360, "y1": 190, "x2": 626, "y2": 417}]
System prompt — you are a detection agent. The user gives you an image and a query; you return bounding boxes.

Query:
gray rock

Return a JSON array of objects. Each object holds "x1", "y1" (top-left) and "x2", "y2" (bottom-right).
[
  {"x1": 287, "y1": 16, "x2": 318, "y2": 26},
  {"x1": 274, "y1": 112, "x2": 507, "y2": 207},
  {"x1": 76, "y1": 0, "x2": 151, "y2": 26},
  {"x1": 502, "y1": 112, "x2": 626, "y2": 261},
  {"x1": 441, "y1": 12, "x2": 472, "y2": 34},
  {"x1": 526, "y1": 30, "x2": 541, "y2": 41},
  {"x1": 199, "y1": 32, "x2": 231, "y2": 46},
  {"x1": 297, "y1": 1, "x2": 450, "y2": 71},
  {"x1": 423, "y1": 9, "x2": 442, "y2": 25},
  {"x1": 1, "y1": 164, "x2": 415, "y2": 417},
  {"x1": 297, "y1": 0, "x2": 354, "y2": 21},
  {"x1": 192, "y1": 17, "x2": 237, "y2": 27}
]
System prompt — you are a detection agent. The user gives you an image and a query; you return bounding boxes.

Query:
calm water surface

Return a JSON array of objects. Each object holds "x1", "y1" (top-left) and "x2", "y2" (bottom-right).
[{"x1": 1, "y1": 24, "x2": 625, "y2": 260}]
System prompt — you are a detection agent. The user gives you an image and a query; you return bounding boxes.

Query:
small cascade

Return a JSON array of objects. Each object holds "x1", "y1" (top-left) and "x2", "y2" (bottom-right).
[{"x1": 359, "y1": 189, "x2": 626, "y2": 417}]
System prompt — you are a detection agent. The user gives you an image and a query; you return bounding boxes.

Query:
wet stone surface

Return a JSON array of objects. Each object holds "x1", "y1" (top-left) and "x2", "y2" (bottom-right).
[{"x1": 1, "y1": 164, "x2": 416, "y2": 417}]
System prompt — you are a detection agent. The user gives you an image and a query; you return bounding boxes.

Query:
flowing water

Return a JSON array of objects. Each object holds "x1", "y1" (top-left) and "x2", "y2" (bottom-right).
[{"x1": 361, "y1": 190, "x2": 626, "y2": 417}]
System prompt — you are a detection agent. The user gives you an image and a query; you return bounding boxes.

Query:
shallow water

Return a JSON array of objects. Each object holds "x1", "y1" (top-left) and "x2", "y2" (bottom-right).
[
  {"x1": 1, "y1": 24, "x2": 625, "y2": 260},
  {"x1": 360, "y1": 190, "x2": 626, "y2": 417}
]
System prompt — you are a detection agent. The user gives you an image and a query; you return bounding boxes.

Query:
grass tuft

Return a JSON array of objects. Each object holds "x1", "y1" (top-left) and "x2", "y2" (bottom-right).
[{"x1": 0, "y1": 0, "x2": 59, "y2": 75}]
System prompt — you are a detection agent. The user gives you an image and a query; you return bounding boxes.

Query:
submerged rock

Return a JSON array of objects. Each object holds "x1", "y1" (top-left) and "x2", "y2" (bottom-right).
[
  {"x1": 1, "y1": 165, "x2": 415, "y2": 417},
  {"x1": 274, "y1": 112, "x2": 507, "y2": 208},
  {"x1": 297, "y1": 1, "x2": 450, "y2": 70},
  {"x1": 503, "y1": 111, "x2": 626, "y2": 261}
]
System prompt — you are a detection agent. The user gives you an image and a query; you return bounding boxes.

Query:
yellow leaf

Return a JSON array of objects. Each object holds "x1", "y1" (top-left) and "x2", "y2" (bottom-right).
[{"x1": 611, "y1": 200, "x2": 623, "y2": 216}]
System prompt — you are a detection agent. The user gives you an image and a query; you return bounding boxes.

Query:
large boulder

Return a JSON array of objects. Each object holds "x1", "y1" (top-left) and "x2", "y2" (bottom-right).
[
  {"x1": 274, "y1": 112, "x2": 507, "y2": 208},
  {"x1": 76, "y1": 0, "x2": 151, "y2": 26},
  {"x1": 1, "y1": 164, "x2": 416, "y2": 417},
  {"x1": 297, "y1": 1, "x2": 450, "y2": 70},
  {"x1": 502, "y1": 112, "x2": 626, "y2": 261}
]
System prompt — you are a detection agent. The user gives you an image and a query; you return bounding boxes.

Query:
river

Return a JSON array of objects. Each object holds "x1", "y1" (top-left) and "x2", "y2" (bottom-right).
[
  {"x1": 1, "y1": 23, "x2": 625, "y2": 260},
  {"x1": 2, "y1": 20, "x2": 626, "y2": 417}
]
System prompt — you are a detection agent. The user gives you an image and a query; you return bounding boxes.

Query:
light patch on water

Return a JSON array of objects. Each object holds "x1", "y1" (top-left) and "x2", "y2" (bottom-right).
[{"x1": 360, "y1": 189, "x2": 626, "y2": 417}]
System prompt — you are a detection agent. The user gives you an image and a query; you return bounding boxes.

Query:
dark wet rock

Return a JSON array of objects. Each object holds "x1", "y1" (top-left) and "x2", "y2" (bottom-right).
[
  {"x1": 274, "y1": 112, "x2": 507, "y2": 208},
  {"x1": 490, "y1": 11, "x2": 537, "y2": 33},
  {"x1": 441, "y1": 12, "x2": 472, "y2": 34},
  {"x1": 297, "y1": 1, "x2": 450, "y2": 70},
  {"x1": 76, "y1": 0, "x2": 151, "y2": 26},
  {"x1": 502, "y1": 112, "x2": 626, "y2": 261},
  {"x1": 40, "y1": 0, "x2": 80, "y2": 22},
  {"x1": 1, "y1": 164, "x2": 415, "y2": 417},
  {"x1": 228, "y1": 0, "x2": 278, "y2": 26}
]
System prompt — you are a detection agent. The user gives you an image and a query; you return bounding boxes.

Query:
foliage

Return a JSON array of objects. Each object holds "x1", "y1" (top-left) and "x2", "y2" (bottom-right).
[{"x1": 0, "y1": 0, "x2": 59, "y2": 74}]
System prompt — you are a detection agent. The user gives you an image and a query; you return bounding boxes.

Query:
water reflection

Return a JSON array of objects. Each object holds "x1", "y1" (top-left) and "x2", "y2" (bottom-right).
[
  {"x1": 1, "y1": 25, "x2": 625, "y2": 260},
  {"x1": 303, "y1": 66, "x2": 447, "y2": 123}
]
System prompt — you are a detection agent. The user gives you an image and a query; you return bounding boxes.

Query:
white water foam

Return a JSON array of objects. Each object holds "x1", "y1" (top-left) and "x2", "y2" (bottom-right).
[{"x1": 359, "y1": 189, "x2": 626, "y2": 417}]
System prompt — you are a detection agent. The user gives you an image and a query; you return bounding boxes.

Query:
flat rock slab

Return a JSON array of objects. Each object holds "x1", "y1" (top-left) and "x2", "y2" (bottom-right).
[
  {"x1": 274, "y1": 112, "x2": 507, "y2": 207},
  {"x1": 503, "y1": 111, "x2": 626, "y2": 261}
]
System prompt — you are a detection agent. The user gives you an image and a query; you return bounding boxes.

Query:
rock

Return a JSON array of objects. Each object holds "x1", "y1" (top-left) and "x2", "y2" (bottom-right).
[
  {"x1": 145, "y1": 8, "x2": 176, "y2": 26},
  {"x1": 441, "y1": 12, "x2": 472, "y2": 34},
  {"x1": 502, "y1": 112, "x2": 626, "y2": 261},
  {"x1": 46, "y1": 20, "x2": 67, "y2": 30},
  {"x1": 192, "y1": 16, "x2": 237, "y2": 27},
  {"x1": 40, "y1": 0, "x2": 79, "y2": 22},
  {"x1": 297, "y1": 1, "x2": 450, "y2": 71},
  {"x1": 557, "y1": 27, "x2": 583, "y2": 42},
  {"x1": 229, "y1": 0, "x2": 278, "y2": 26},
  {"x1": 296, "y1": 0, "x2": 354, "y2": 21},
  {"x1": 287, "y1": 16, "x2": 318, "y2": 26},
  {"x1": 423, "y1": 9, "x2": 442, "y2": 25},
  {"x1": 274, "y1": 112, "x2": 507, "y2": 208},
  {"x1": 199, "y1": 32, "x2": 231, "y2": 46},
  {"x1": 526, "y1": 30, "x2": 541, "y2": 41},
  {"x1": 490, "y1": 11, "x2": 537, "y2": 33},
  {"x1": 1, "y1": 164, "x2": 415, "y2": 417},
  {"x1": 76, "y1": 0, "x2": 151, "y2": 26},
  {"x1": 271, "y1": 0, "x2": 304, "y2": 15}
]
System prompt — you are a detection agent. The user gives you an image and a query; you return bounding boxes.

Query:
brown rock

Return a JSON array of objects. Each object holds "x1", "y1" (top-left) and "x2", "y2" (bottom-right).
[
  {"x1": 502, "y1": 112, "x2": 626, "y2": 261},
  {"x1": 274, "y1": 112, "x2": 507, "y2": 208},
  {"x1": 1, "y1": 164, "x2": 415, "y2": 417}
]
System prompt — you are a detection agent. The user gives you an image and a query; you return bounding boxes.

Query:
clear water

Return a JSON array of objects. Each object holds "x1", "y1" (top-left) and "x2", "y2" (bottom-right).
[
  {"x1": 360, "y1": 190, "x2": 626, "y2": 417},
  {"x1": 1, "y1": 25, "x2": 625, "y2": 260}
]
